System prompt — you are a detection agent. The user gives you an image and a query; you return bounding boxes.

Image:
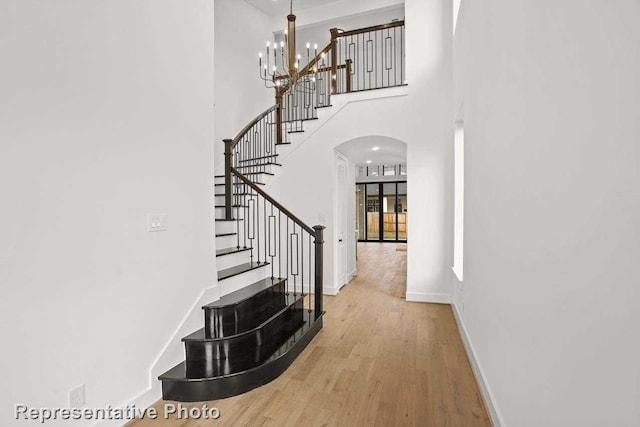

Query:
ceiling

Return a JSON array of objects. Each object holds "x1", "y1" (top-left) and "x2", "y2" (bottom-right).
[
  {"x1": 335, "y1": 136, "x2": 407, "y2": 166},
  {"x1": 245, "y1": 0, "x2": 342, "y2": 17}
]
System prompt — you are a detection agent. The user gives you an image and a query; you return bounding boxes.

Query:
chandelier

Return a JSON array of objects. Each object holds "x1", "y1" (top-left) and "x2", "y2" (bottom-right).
[{"x1": 258, "y1": 0, "x2": 320, "y2": 90}]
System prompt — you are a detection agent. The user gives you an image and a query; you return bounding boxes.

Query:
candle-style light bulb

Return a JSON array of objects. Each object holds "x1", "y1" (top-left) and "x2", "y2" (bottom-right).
[
  {"x1": 314, "y1": 43, "x2": 318, "y2": 50},
  {"x1": 273, "y1": 43, "x2": 277, "y2": 50},
  {"x1": 266, "y1": 41, "x2": 271, "y2": 47},
  {"x1": 280, "y1": 40, "x2": 284, "y2": 48},
  {"x1": 306, "y1": 42, "x2": 310, "y2": 49}
]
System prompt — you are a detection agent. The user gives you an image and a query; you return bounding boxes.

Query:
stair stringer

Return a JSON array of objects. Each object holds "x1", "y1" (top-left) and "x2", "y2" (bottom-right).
[{"x1": 269, "y1": 85, "x2": 410, "y2": 180}]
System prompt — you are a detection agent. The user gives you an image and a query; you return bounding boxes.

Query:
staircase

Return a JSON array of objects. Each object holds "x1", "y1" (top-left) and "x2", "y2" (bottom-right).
[{"x1": 158, "y1": 18, "x2": 405, "y2": 402}]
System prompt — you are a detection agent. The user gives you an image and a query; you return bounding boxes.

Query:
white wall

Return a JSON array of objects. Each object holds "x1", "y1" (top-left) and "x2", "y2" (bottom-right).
[
  {"x1": 214, "y1": 0, "x2": 273, "y2": 169},
  {"x1": 0, "y1": 1, "x2": 215, "y2": 425},
  {"x1": 453, "y1": 1, "x2": 640, "y2": 426},
  {"x1": 293, "y1": 0, "x2": 404, "y2": 28}
]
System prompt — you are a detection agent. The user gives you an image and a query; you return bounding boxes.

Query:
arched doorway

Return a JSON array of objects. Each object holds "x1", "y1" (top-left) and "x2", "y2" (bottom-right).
[{"x1": 333, "y1": 135, "x2": 408, "y2": 291}]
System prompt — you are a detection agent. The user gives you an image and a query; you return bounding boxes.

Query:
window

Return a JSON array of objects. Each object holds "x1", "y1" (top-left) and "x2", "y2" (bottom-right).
[{"x1": 453, "y1": 121, "x2": 464, "y2": 281}]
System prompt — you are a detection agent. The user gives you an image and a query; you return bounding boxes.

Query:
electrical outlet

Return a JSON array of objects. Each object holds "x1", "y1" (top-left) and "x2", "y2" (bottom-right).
[
  {"x1": 148, "y1": 214, "x2": 168, "y2": 232},
  {"x1": 69, "y1": 384, "x2": 85, "y2": 408}
]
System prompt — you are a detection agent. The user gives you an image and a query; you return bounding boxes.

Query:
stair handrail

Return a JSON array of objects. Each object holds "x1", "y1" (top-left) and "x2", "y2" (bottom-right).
[
  {"x1": 230, "y1": 168, "x2": 325, "y2": 317},
  {"x1": 224, "y1": 104, "x2": 280, "y2": 219},
  {"x1": 231, "y1": 167, "x2": 315, "y2": 236},
  {"x1": 333, "y1": 19, "x2": 405, "y2": 38},
  {"x1": 230, "y1": 104, "x2": 279, "y2": 147}
]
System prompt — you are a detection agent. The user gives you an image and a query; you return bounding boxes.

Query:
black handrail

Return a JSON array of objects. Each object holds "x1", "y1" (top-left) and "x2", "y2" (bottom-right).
[{"x1": 231, "y1": 168, "x2": 315, "y2": 235}]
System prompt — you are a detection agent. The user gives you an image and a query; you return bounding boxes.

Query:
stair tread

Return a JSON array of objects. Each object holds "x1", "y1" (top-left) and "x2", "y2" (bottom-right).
[
  {"x1": 215, "y1": 182, "x2": 265, "y2": 186},
  {"x1": 183, "y1": 294, "x2": 302, "y2": 342},
  {"x1": 239, "y1": 154, "x2": 279, "y2": 163},
  {"x1": 215, "y1": 218, "x2": 243, "y2": 222},
  {"x1": 235, "y1": 162, "x2": 282, "y2": 169},
  {"x1": 215, "y1": 205, "x2": 247, "y2": 208},
  {"x1": 215, "y1": 193, "x2": 250, "y2": 197},
  {"x1": 203, "y1": 277, "x2": 284, "y2": 308},
  {"x1": 215, "y1": 232, "x2": 236, "y2": 237},
  {"x1": 215, "y1": 247, "x2": 252, "y2": 257},
  {"x1": 218, "y1": 261, "x2": 270, "y2": 281},
  {"x1": 215, "y1": 172, "x2": 274, "y2": 178},
  {"x1": 159, "y1": 310, "x2": 321, "y2": 382}
]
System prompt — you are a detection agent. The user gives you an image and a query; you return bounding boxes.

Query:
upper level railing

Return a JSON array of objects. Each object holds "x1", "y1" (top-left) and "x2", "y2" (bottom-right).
[{"x1": 274, "y1": 20, "x2": 406, "y2": 133}]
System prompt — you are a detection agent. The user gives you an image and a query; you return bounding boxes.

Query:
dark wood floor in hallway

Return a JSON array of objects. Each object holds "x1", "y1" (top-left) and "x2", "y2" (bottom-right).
[{"x1": 128, "y1": 243, "x2": 491, "y2": 427}]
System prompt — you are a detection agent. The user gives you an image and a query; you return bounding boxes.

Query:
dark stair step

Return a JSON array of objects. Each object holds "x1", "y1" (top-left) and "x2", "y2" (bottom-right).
[
  {"x1": 183, "y1": 295, "x2": 303, "y2": 378},
  {"x1": 215, "y1": 232, "x2": 236, "y2": 238},
  {"x1": 218, "y1": 262, "x2": 269, "y2": 281},
  {"x1": 215, "y1": 182, "x2": 265, "y2": 187},
  {"x1": 235, "y1": 162, "x2": 282, "y2": 170},
  {"x1": 202, "y1": 283, "x2": 289, "y2": 338},
  {"x1": 239, "y1": 154, "x2": 279, "y2": 163},
  {"x1": 159, "y1": 310, "x2": 323, "y2": 402},
  {"x1": 268, "y1": 117, "x2": 318, "y2": 124},
  {"x1": 215, "y1": 172, "x2": 274, "y2": 178},
  {"x1": 215, "y1": 247, "x2": 252, "y2": 257},
  {"x1": 275, "y1": 142, "x2": 292, "y2": 146},
  {"x1": 215, "y1": 192, "x2": 250, "y2": 197},
  {"x1": 214, "y1": 205, "x2": 247, "y2": 209},
  {"x1": 215, "y1": 218, "x2": 243, "y2": 222}
]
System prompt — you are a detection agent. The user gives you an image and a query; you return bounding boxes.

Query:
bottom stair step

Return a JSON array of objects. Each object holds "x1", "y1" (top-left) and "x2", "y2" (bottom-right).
[
  {"x1": 183, "y1": 294, "x2": 304, "y2": 379},
  {"x1": 159, "y1": 310, "x2": 323, "y2": 402}
]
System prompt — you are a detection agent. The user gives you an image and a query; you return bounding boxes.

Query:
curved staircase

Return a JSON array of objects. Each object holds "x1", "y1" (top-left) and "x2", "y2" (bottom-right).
[{"x1": 158, "y1": 17, "x2": 406, "y2": 402}]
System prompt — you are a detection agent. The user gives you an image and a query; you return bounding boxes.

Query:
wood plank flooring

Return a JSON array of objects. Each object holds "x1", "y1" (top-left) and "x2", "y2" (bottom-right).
[{"x1": 128, "y1": 243, "x2": 491, "y2": 427}]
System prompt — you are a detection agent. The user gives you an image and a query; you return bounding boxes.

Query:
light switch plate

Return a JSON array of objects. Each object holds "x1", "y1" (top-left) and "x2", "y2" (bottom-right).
[{"x1": 148, "y1": 214, "x2": 168, "y2": 232}]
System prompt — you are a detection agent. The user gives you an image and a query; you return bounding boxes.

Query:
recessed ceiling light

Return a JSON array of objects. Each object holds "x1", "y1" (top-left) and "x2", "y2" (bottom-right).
[
  {"x1": 372, "y1": 146, "x2": 380, "y2": 151},
  {"x1": 366, "y1": 160, "x2": 372, "y2": 164}
]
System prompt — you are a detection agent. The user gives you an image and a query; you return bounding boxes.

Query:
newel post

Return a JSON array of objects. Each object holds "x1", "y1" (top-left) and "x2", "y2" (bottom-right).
[
  {"x1": 313, "y1": 225, "x2": 325, "y2": 319},
  {"x1": 223, "y1": 138, "x2": 233, "y2": 220},
  {"x1": 330, "y1": 28, "x2": 339, "y2": 94}
]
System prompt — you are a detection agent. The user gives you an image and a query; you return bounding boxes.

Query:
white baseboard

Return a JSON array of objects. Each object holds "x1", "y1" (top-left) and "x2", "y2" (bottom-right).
[
  {"x1": 405, "y1": 292, "x2": 452, "y2": 304},
  {"x1": 323, "y1": 284, "x2": 341, "y2": 296},
  {"x1": 451, "y1": 302, "x2": 504, "y2": 427},
  {"x1": 348, "y1": 269, "x2": 357, "y2": 282}
]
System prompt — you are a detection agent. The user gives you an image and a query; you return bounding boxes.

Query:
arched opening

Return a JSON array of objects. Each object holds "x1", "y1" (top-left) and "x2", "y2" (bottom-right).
[{"x1": 333, "y1": 135, "x2": 408, "y2": 294}]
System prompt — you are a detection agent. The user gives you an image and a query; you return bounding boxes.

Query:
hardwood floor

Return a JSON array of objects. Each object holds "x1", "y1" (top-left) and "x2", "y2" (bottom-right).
[{"x1": 128, "y1": 243, "x2": 491, "y2": 427}]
